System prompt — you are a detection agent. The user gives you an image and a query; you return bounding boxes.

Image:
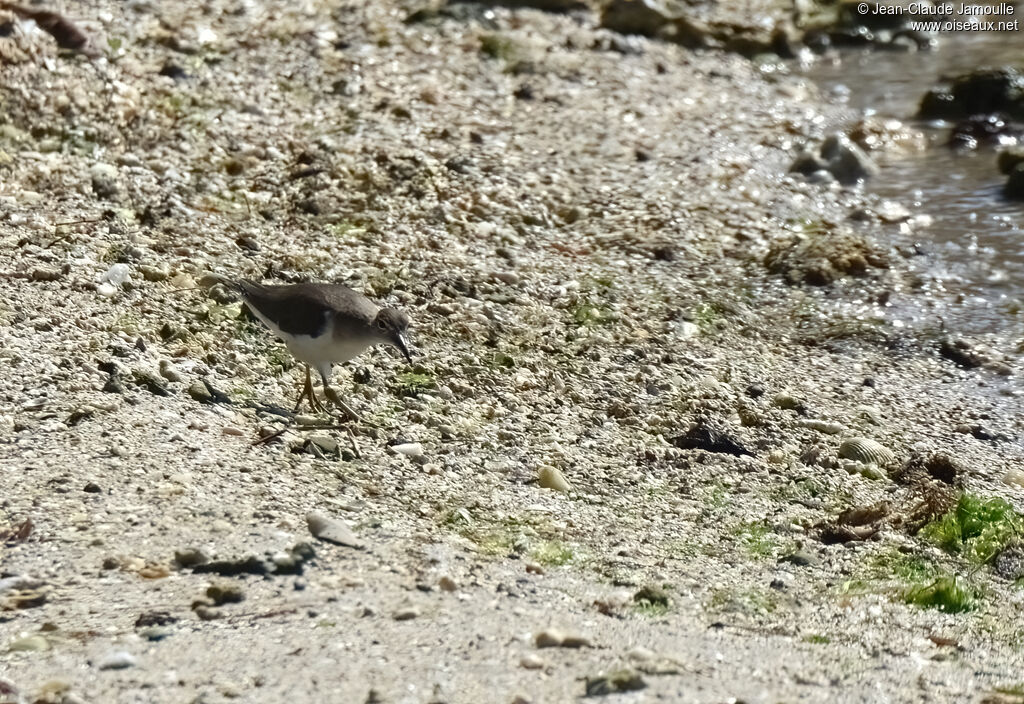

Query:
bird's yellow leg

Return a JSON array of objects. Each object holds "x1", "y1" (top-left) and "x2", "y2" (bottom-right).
[{"x1": 293, "y1": 365, "x2": 328, "y2": 413}]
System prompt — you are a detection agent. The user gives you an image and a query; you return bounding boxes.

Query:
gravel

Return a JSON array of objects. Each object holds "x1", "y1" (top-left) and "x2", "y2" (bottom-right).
[{"x1": 1, "y1": 0, "x2": 1023, "y2": 702}]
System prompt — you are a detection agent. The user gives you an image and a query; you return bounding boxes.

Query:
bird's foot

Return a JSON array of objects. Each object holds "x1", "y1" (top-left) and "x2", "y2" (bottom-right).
[
  {"x1": 323, "y1": 386, "x2": 361, "y2": 423},
  {"x1": 293, "y1": 384, "x2": 329, "y2": 414}
]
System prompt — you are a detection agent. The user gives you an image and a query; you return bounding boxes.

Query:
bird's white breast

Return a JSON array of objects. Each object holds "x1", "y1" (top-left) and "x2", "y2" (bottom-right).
[{"x1": 246, "y1": 307, "x2": 373, "y2": 371}]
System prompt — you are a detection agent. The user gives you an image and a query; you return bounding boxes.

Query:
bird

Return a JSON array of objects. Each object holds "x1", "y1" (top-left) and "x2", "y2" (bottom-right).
[{"x1": 199, "y1": 275, "x2": 412, "y2": 420}]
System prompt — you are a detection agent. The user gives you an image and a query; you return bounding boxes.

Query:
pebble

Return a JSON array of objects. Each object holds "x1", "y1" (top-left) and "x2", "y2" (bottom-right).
[
  {"x1": 207, "y1": 583, "x2": 245, "y2": 605},
  {"x1": 139, "y1": 264, "x2": 169, "y2": 281},
  {"x1": 799, "y1": 419, "x2": 844, "y2": 434},
  {"x1": 1004, "y1": 468, "x2": 1024, "y2": 489},
  {"x1": 90, "y1": 163, "x2": 120, "y2": 199},
  {"x1": 138, "y1": 626, "x2": 173, "y2": 641},
  {"x1": 96, "y1": 282, "x2": 118, "y2": 298},
  {"x1": 393, "y1": 607, "x2": 420, "y2": 621},
  {"x1": 174, "y1": 547, "x2": 210, "y2": 568},
  {"x1": 194, "y1": 605, "x2": 222, "y2": 621},
  {"x1": 391, "y1": 442, "x2": 424, "y2": 458},
  {"x1": 97, "y1": 651, "x2": 136, "y2": 670},
  {"x1": 221, "y1": 426, "x2": 245, "y2": 437},
  {"x1": 307, "y1": 435, "x2": 339, "y2": 456},
  {"x1": 534, "y1": 629, "x2": 564, "y2": 648},
  {"x1": 159, "y1": 360, "x2": 185, "y2": 383},
  {"x1": 538, "y1": 465, "x2": 570, "y2": 492},
  {"x1": 438, "y1": 576, "x2": 458, "y2": 592},
  {"x1": 307, "y1": 511, "x2": 363, "y2": 548},
  {"x1": 520, "y1": 654, "x2": 545, "y2": 669},
  {"x1": 188, "y1": 382, "x2": 214, "y2": 403},
  {"x1": 9, "y1": 635, "x2": 49, "y2": 652},
  {"x1": 534, "y1": 629, "x2": 591, "y2": 648},
  {"x1": 773, "y1": 392, "x2": 804, "y2": 411}
]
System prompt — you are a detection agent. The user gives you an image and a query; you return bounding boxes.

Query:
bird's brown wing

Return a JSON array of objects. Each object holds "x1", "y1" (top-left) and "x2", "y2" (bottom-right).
[
  {"x1": 236, "y1": 281, "x2": 376, "y2": 337},
  {"x1": 237, "y1": 281, "x2": 331, "y2": 337}
]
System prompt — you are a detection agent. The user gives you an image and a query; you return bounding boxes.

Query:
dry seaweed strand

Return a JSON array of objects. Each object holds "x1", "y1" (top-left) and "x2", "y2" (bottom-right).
[{"x1": 1, "y1": 2, "x2": 93, "y2": 54}]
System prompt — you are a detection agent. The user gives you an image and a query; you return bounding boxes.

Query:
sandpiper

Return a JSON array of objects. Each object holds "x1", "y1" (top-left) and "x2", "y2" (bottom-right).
[{"x1": 200, "y1": 275, "x2": 412, "y2": 419}]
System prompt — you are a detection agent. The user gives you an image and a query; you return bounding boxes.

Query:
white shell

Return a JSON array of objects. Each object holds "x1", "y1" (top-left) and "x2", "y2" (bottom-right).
[{"x1": 838, "y1": 438, "x2": 895, "y2": 466}]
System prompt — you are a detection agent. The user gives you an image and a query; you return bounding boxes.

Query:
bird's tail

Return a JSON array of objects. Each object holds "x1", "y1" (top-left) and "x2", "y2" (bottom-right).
[{"x1": 197, "y1": 273, "x2": 243, "y2": 293}]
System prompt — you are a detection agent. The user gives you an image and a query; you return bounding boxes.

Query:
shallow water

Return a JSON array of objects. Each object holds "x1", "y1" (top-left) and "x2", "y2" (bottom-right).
[{"x1": 802, "y1": 28, "x2": 1024, "y2": 339}]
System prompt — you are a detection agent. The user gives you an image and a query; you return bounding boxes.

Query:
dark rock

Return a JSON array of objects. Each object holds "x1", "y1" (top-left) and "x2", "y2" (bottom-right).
[
  {"x1": 102, "y1": 375, "x2": 125, "y2": 394},
  {"x1": 296, "y1": 197, "x2": 322, "y2": 215},
  {"x1": 745, "y1": 383, "x2": 764, "y2": 398},
  {"x1": 158, "y1": 62, "x2": 188, "y2": 80},
  {"x1": 819, "y1": 133, "x2": 879, "y2": 183},
  {"x1": 134, "y1": 611, "x2": 178, "y2": 628},
  {"x1": 601, "y1": 0, "x2": 675, "y2": 37},
  {"x1": 600, "y1": 0, "x2": 710, "y2": 48},
  {"x1": 938, "y1": 337, "x2": 985, "y2": 368},
  {"x1": 1006, "y1": 164, "x2": 1024, "y2": 200},
  {"x1": 837, "y1": 0, "x2": 940, "y2": 32},
  {"x1": 444, "y1": 156, "x2": 474, "y2": 174},
  {"x1": 459, "y1": 0, "x2": 588, "y2": 11},
  {"x1": 651, "y1": 245, "x2": 674, "y2": 261},
  {"x1": 513, "y1": 84, "x2": 534, "y2": 101},
  {"x1": 994, "y1": 542, "x2": 1024, "y2": 581},
  {"x1": 132, "y1": 370, "x2": 171, "y2": 396},
  {"x1": 633, "y1": 584, "x2": 670, "y2": 608},
  {"x1": 918, "y1": 67, "x2": 1024, "y2": 120},
  {"x1": 918, "y1": 89, "x2": 958, "y2": 119},
  {"x1": 670, "y1": 421, "x2": 754, "y2": 457},
  {"x1": 83, "y1": 482, "x2": 101, "y2": 493},
  {"x1": 187, "y1": 381, "x2": 214, "y2": 404},
  {"x1": 997, "y1": 146, "x2": 1024, "y2": 174},
  {"x1": 235, "y1": 235, "x2": 260, "y2": 251},
  {"x1": 792, "y1": 133, "x2": 878, "y2": 184},
  {"x1": 948, "y1": 114, "x2": 1022, "y2": 150},
  {"x1": 173, "y1": 547, "x2": 210, "y2": 568},
  {"x1": 191, "y1": 544, "x2": 314, "y2": 577},
  {"x1": 788, "y1": 150, "x2": 828, "y2": 175},
  {"x1": 192, "y1": 556, "x2": 270, "y2": 576},
  {"x1": 207, "y1": 583, "x2": 245, "y2": 605},
  {"x1": 91, "y1": 169, "x2": 120, "y2": 200}
]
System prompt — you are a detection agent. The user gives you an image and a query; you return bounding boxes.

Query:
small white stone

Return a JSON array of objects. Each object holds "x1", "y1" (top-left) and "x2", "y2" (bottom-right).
[
  {"x1": 97, "y1": 651, "x2": 136, "y2": 670},
  {"x1": 392, "y1": 443, "x2": 424, "y2": 458},
  {"x1": 520, "y1": 654, "x2": 545, "y2": 669}
]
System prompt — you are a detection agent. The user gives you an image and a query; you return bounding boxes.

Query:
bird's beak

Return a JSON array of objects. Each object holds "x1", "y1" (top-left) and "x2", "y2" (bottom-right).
[{"x1": 394, "y1": 333, "x2": 413, "y2": 364}]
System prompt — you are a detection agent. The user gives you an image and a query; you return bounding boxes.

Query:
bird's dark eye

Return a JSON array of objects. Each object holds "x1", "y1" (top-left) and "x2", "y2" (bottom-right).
[{"x1": 376, "y1": 319, "x2": 387, "y2": 330}]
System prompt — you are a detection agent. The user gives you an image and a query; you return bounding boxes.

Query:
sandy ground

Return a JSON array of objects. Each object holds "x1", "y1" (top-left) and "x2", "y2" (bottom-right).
[{"x1": 2, "y1": 1, "x2": 1024, "y2": 703}]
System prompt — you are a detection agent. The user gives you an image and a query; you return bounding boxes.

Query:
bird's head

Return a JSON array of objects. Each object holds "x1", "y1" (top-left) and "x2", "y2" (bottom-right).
[{"x1": 373, "y1": 308, "x2": 412, "y2": 363}]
